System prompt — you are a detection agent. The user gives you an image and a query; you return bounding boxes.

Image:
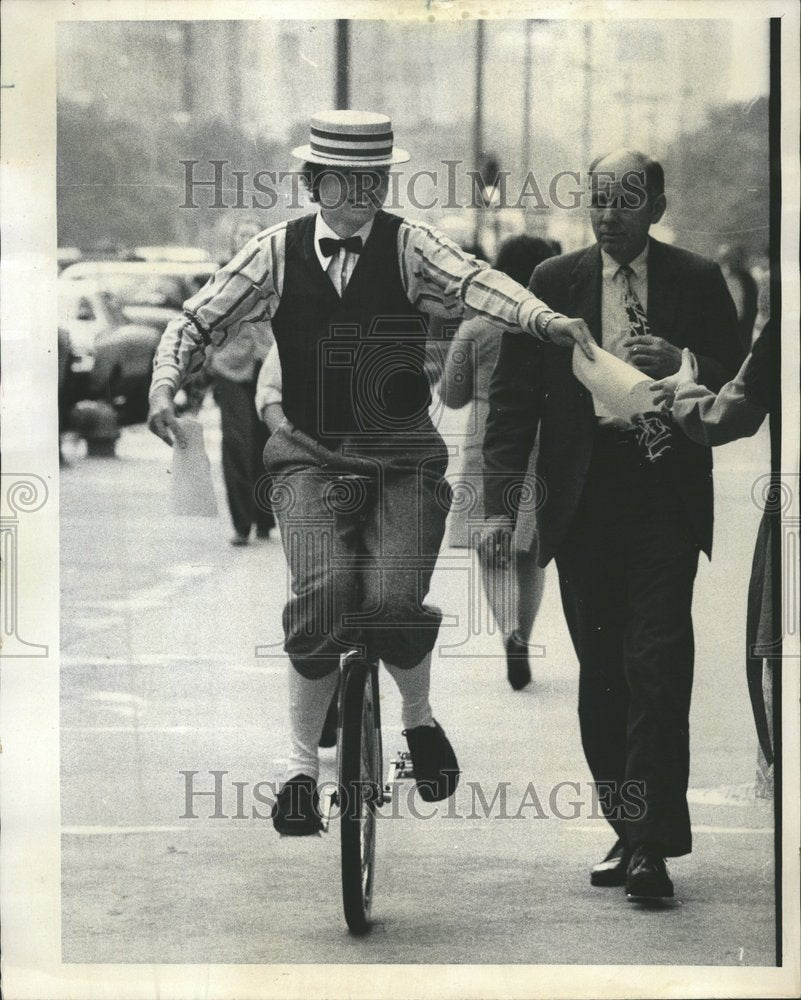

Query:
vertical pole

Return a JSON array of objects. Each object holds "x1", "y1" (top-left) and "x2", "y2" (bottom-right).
[
  {"x1": 522, "y1": 20, "x2": 533, "y2": 175},
  {"x1": 473, "y1": 19, "x2": 485, "y2": 246},
  {"x1": 228, "y1": 21, "x2": 242, "y2": 125},
  {"x1": 581, "y1": 21, "x2": 593, "y2": 242},
  {"x1": 335, "y1": 20, "x2": 350, "y2": 109},
  {"x1": 180, "y1": 22, "x2": 193, "y2": 118}
]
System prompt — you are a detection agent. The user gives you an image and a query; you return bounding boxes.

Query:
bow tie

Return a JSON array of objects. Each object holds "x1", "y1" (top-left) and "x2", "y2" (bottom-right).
[{"x1": 318, "y1": 235, "x2": 363, "y2": 257}]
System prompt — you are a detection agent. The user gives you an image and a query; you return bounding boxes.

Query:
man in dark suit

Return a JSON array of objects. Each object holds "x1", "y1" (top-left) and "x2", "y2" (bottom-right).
[{"x1": 483, "y1": 149, "x2": 744, "y2": 900}]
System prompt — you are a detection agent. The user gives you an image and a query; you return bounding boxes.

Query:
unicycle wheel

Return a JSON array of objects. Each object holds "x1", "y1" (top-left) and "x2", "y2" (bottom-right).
[{"x1": 339, "y1": 657, "x2": 381, "y2": 933}]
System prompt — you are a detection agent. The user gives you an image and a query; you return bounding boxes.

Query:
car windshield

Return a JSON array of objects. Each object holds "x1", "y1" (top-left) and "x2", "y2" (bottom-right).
[
  {"x1": 58, "y1": 288, "x2": 127, "y2": 328},
  {"x1": 82, "y1": 273, "x2": 188, "y2": 310},
  {"x1": 97, "y1": 290, "x2": 128, "y2": 326}
]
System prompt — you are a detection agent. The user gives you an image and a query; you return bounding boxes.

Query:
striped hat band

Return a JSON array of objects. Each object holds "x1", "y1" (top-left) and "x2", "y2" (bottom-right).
[{"x1": 292, "y1": 110, "x2": 410, "y2": 166}]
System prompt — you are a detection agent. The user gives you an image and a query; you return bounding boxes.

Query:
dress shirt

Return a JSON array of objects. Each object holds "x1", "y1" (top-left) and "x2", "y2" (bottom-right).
[
  {"x1": 314, "y1": 213, "x2": 374, "y2": 296},
  {"x1": 595, "y1": 244, "x2": 648, "y2": 425},
  {"x1": 207, "y1": 320, "x2": 273, "y2": 383},
  {"x1": 149, "y1": 212, "x2": 551, "y2": 399}
]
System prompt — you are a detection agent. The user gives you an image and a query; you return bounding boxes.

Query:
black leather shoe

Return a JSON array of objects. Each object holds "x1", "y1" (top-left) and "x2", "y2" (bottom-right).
[
  {"x1": 505, "y1": 632, "x2": 532, "y2": 691},
  {"x1": 318, "y1": 687, "x2": 339, "y2": 748},
  {"x1": 590, "y1": 838, "x2": 630, "y2": 887},
  {"x1": 626, "y1": 845, "x2": 674, "y2": 900},
  {"x1": 271, "y1": 774, "x2": 322, "y2": 836},
  {"x1": 403, "y1": 720, "x2": 460, "y2": 802}
]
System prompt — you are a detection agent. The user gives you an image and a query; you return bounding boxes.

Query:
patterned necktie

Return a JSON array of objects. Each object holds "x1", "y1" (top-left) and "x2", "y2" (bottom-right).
[
  {"x1": 619, "y1": 264, "x2": 650, "y2": 338},
  {"x1": 618, "y1": 266, "x2": 673, "y2": 462}
]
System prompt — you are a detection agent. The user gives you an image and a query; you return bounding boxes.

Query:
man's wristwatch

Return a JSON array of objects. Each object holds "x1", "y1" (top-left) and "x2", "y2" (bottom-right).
[{"x1": 536, "y1": 310, "x2": 564, "y2": 340}]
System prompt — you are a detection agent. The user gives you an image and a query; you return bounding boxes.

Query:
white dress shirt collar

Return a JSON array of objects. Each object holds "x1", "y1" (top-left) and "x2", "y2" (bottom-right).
[
  {"x1": 314, "y1": 212, "x2": 375, "y2": 271},
  {"x1": 601, "y1": 242, "x2": 649, "y2": 283}
]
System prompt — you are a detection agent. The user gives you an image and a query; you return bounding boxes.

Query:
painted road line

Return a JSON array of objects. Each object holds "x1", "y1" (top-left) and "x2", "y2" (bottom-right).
[
  {"x1": 62, "y1": 826, "x2": 189, "y2": 835},
  {"x1": 61, "y1": 655, "x2": 265, "y2": 668},
  {"x1": 61, "y1": 725, "x2": 274, "y2": 733},
  {"x1": 563, "y1": 825, "x2": 773, "y2": 835}
]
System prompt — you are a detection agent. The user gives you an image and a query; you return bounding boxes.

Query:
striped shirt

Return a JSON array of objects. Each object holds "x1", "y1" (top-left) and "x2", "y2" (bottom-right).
[{"x1": 150, "y1": 214, "x2": 551, "y2": 400}]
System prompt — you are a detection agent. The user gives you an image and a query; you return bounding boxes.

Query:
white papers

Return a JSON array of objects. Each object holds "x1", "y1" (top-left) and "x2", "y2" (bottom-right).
[
  {"x1": 170, "y1": 417, "x2": 219, "y2": 517},
  {"x1": 572, "y1": 341, "x2": 655, "y2": 423}
]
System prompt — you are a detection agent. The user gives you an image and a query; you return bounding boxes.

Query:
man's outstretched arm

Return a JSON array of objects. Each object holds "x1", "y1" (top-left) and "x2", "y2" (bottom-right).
[{"x1": 399, "y1": 221, "x2": 594, "y2": 358}]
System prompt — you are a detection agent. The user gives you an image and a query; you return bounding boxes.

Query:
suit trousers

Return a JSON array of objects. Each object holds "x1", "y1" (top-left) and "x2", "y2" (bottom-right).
[
  {"x1": 555, "y1": 427, "x2": 699, "y2": 857},
  {"x1": 213, "y1": 373, "x2": 274, "y2": 538},
  {"x1": 263, "y1": 419, "x2": 452, "y2": 679}
]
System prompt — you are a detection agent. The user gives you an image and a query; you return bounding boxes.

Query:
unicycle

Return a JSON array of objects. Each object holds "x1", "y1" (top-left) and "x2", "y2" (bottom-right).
[
  {"x1": 318, "y1": 650, "x2": 417, "y2": 933},
  {"x1": 337, "y1": 649, "x2": 382, "y2": 933},
  {"x1": 315, "y1": 475, "x2": 417, "y2": 933}
]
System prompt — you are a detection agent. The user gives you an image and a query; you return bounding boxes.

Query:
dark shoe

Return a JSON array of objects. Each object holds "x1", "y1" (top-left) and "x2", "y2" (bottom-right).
[
  {"x1": 271, "y1": 774, "x2": 322, "y2": 836},
  {"x1": 230, "y1": 532, "x2": 250, "y2": 547},
  {"x1": 626, "y1": 845, "x2": 674, "y2": 900},
  {"x1": 403, "y1": 720, "x2": 460, "y2": 802},
  {"x1": 255, "y1": 525, "x2": 273, "y2": 540},
  {"x1": 505, "y1": 632, "x2": 532, "y2": 691},
  {"x1": 318, "y1": 686, "x2": 339, "y2": 748},
  {"x1": 590, "y1": 838, "x2": 630, "y2": 887}
]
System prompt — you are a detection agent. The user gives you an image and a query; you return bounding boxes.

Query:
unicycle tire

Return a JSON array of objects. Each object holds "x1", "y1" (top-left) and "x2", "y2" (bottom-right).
[{"x1": 339, "y1": 658, "x2": 380, "y2": 933}]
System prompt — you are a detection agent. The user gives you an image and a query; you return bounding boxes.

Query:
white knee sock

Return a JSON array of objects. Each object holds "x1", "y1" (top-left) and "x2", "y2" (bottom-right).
[
  {"x1": 285, "y1": 667, "x2": 339, "y2": 782},
  {"x1": 383, "y1": 652, "x2": 435, "y2": 730}
]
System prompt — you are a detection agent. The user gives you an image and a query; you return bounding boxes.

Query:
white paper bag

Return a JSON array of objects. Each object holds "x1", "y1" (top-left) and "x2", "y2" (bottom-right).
[
  {"x1": 170, "y1": 417, "x2": 219, "y2": 517},
  {"x1": 572, "y1": 341, "x2": 655, "y2": 423}
]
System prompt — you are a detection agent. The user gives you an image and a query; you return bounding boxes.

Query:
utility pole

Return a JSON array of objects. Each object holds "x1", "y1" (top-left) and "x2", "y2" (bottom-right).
[
  {"x1": 228, "y1": 22, "x2": 242, "y2": 125},
  {"x1": 179, "y1": 22, "x2": 193, "y2": 119},
  {"x1": 335, "y1": 20, "x2": 350, "y2": 109},
  {"x1": 521, "y1": 20, "x2": 533, "y2": 176},
  {"x1": 581, "y1": 21, "x2": 593, "y2": 243},
  {"x1": 473, "y1": 19, "x2": 486, "y2": 246}
]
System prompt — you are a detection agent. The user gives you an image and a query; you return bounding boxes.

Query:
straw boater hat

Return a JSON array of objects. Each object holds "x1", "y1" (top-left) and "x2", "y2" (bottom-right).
[{"x1": 292, "y1": 110, "x2": 410, "y2": 167}]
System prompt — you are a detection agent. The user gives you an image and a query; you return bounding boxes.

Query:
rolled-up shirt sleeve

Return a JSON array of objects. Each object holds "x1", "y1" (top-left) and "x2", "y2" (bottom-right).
[
  {"x1": 150, "y1": 223, "x2": 286, "y2": 399},
  {"x1": 398, "y1": 220, "x2": 550, "y2": 336}
]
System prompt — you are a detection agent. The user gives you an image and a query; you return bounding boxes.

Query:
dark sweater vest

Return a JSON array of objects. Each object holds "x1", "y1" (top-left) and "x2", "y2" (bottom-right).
[{"x1": 271, "y1": 211, "x2": 431, "y2": 446}]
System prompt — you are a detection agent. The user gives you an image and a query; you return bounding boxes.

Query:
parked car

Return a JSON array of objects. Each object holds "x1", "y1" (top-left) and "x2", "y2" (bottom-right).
[
  {"x1": 59, "y1": 258, "x2": 217, "y2": 328},
  {"x1": 57, "y1": 281, "x2": 163, "y2": 423}
]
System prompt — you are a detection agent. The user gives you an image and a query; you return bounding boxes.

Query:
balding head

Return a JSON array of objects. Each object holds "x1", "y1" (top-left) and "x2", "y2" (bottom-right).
[
  {"x1": 588, "y1": 148, "x2": 667, "y2": 264},
  {"x1": 589, "y1": 148, "x2": 665, "y2": 200}
]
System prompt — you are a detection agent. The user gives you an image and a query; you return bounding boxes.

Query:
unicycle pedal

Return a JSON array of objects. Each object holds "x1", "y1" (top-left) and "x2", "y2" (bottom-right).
[
  {"x1": 384, "y1": 750, "x2": 415, "y2": 798},
  {"x1": 318, "y1": 785, "x2": 339, "y2": 833}
]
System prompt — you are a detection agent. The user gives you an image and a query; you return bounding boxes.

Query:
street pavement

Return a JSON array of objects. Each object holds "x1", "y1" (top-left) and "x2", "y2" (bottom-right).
[{"x1": 59, "y1": 400, "x2": 776, "y2": 966}]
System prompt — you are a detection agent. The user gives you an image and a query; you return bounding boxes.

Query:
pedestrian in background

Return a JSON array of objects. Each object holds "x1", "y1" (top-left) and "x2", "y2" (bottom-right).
[
  {"x1": 439, "y1": 235, "x2": 559, "y2": 690},
  {"x1": 720, "y1": 244, "x2": 759, "y2": 353},
  {"x1": 209, "y1": 218, "x2": 276, "y2": 545}
]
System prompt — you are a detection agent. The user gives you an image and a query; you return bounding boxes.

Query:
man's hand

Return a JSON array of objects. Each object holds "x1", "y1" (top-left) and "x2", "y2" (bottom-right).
[
  {"x1": 545, "y1": 316, "x2": 595, "y2": 361},
  {"x1": 626, "y1": 336, "x2": 682, "y2": 379},
  {"x1": 649, "y1": 348, "x2": 698, "y2": 409},
  {"x1": 148, "y1": 386, "x2": 187, "y2": 448},
  {"x1": 479, "y1": 516, "x2": 515, "y2": 570}
]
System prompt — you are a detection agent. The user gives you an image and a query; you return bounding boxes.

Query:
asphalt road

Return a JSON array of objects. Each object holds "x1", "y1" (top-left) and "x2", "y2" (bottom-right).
[{"x1": 59, "y1": 401, "x2": 776, "y2": 966}]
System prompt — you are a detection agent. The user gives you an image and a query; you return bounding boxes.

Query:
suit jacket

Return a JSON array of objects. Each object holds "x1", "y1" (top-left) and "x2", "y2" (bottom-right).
[{"x1": 483, "y1": 237, "x2": 744, "y2": 565}]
